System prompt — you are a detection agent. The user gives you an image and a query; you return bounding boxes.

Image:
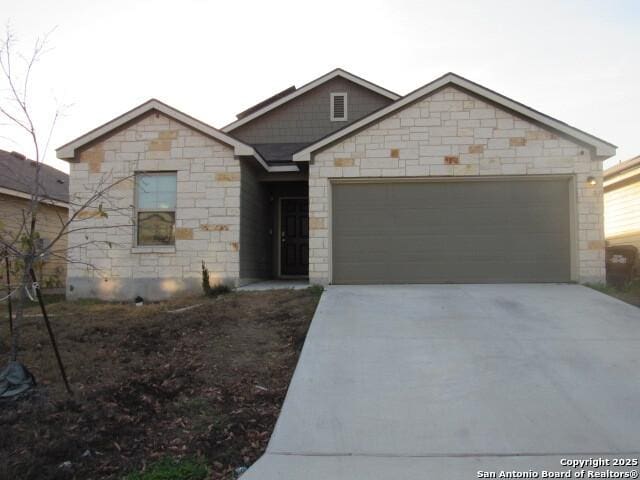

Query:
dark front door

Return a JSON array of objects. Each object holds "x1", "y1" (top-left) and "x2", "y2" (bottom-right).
[{"x1": 281, "y1": 198, "x2": 309, "y2": 276}]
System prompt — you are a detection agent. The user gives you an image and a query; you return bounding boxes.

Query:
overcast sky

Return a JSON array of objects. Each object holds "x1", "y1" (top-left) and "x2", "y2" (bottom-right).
[{"x1": 1, "y1": 0, "x2": 638, "y2": 173}]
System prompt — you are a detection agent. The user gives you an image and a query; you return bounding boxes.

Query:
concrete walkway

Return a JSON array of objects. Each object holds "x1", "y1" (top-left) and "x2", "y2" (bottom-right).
[{"x1": 242, "y1": 284, "x2": 640, "y2": 479}]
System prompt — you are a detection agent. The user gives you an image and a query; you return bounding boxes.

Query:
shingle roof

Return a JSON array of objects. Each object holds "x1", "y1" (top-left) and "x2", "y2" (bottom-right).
[
  {"x1": 0, "y1": 150, "x2": 69, "y2": 203},
  {"x1": 252, "y1": 143, "x2": 311, "y2": 165},
  {"x1": 236, "y1": 86, "x2": 296, "y2": 120}
]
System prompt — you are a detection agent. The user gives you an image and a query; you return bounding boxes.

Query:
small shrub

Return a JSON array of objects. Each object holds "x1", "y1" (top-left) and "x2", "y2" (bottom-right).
[
  {"x1": 201, "y1": 261, "x2": 211, "y2": 296},
  {"x1": 125, "y1": 457, "x2": 209, "y2": 480},
  {"x1": 201, "y1": 260, "x2": 231, "y2": 297}
]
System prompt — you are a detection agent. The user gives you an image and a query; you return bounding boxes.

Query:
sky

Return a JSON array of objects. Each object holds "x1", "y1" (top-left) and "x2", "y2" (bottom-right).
[{"x1": 1, "y1": 0, "x2": 638, "y2": 173}]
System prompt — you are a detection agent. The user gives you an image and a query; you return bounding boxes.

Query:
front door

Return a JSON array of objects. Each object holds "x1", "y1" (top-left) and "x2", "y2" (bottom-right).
[{"x1": 280, "y1": 198, "x2": 309, "y2": 276}]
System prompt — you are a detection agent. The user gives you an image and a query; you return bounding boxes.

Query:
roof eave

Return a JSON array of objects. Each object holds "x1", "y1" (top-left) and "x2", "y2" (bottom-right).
[
  {"x1": 55, "y1": 99, "x2": 273, "y2": 171},
  {"x1": 293, "y1": 73, "x2": 617, "y2": 162},
  {"x1": 55, "y1": 99, "x2": 255, "y2": 160},
  {"x1": 0, "y1": 186, "x2": 69, "y2": 208}
]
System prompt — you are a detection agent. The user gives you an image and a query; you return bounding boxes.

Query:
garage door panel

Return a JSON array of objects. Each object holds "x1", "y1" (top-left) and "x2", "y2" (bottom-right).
[
  {"x1": 334, "y1": 209, "x2": 388, "y2": 235},
  {"x1": 333, "y1": 184, "x2": 391, "y2": 209},
  {"x1": 332, "y1": 179, "x2": 571, "y2": 284},
  {"x1": 333, "y1": 262, "x2": 392, "y2": 284},
  {"x1": 334, "y1": 236, "x2": 390, "y2": 262},
  {"x1": 506, "y1": 207, "x2": 568, "y2": 231}
]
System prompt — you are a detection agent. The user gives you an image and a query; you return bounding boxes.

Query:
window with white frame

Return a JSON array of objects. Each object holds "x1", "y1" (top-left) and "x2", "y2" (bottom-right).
[
  {"x1": 135, "y1": 172, "x2": 177, "y2": 246},
  {"x1": 330, "y1": 92, "x2": 348, "y2": 121}
]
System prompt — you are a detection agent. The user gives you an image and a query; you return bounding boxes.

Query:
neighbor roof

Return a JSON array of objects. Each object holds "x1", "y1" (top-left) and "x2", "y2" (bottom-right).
[
  {"x1": 56, "y1": 99, "x2": 298, "y2": 173},
  {"x1": 222, "y1": 68, "x2": 400, "y2": 133},
  {"x1": 0, "y1": 150, "x2": 69, "y2": 204},
  {"x1": 604, "y1": 155, "x2": 640, "y2": 180},
  {"x1": 293, "y1": 72, "x2": 617, "y2": 162}
]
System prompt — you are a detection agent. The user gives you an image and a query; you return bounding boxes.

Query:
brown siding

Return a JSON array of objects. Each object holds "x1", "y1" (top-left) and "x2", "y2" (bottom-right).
[
  {"x1": 0, "y1": 193, "x2": 68, "y2": 288},
  {"x1": 230, "y1": 77, "x2": 393, "y2": 145}
]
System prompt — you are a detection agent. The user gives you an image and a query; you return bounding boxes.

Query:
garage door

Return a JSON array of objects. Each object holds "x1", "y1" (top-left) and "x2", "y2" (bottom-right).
[{"x1": 332, "y1": 179, "x2": 571, "y2": 284}]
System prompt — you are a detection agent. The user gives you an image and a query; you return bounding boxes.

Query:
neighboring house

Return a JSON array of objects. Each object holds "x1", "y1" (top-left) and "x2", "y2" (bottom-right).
[
  {"x1": 56, "y1": 69, "x2": 615, "y2": 300},
  {"x1": 604, "y1": 155, "x2": 640, "y2": 258},
  {"x1": 0, "y1": 150, "x2": 69, "y2": 290}
]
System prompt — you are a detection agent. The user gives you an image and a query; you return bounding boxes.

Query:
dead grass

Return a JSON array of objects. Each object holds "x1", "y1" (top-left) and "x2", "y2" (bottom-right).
[
  {"x1": 585, "y1": 279, "x2": 640, "y2": 307},
  {"x1": 0, "y1": 288, "x2": 321, "y2": 479}
]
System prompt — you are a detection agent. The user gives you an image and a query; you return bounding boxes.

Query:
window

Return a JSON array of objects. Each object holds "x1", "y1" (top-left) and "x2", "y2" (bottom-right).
[
  {"x1": 135, "y1": 172, "x2": 177, "y2": 246},
  {"x1": 330, "y1": 92, "x2": 347, "y2": 121}
]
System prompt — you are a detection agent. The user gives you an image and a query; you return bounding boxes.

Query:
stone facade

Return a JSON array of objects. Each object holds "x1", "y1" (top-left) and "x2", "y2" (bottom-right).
[
  {"x1": 308, "y1": 86, "x2": 605, "y2": 284},
  {"x1": 0, "y1": 193, "x2": 68, "y2": 289},
  {"x1": 67, "y1": 112, "x2": 243, "y2": 300}
]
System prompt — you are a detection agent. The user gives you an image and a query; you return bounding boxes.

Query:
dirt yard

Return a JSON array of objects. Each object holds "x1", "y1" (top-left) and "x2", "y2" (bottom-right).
[{"x1": 0, "y1": 288, "x2": 321, "y2": 479}]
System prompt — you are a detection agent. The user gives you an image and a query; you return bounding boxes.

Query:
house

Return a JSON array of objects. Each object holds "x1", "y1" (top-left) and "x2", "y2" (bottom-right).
[
  {"x1": 0, "y1": 150, "x2": 69, "y2": 290},
  {"x1": 55, "y1": 69, "x2": 615, "y2": 300},
  {"x1": 604, "y1": 155, "x2": 640, "y2": 271}
]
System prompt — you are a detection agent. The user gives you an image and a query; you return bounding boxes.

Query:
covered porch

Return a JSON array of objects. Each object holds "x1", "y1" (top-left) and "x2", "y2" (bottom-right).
[{"x1": 239, "y1": 161, "x2": 309, "y2": 286}]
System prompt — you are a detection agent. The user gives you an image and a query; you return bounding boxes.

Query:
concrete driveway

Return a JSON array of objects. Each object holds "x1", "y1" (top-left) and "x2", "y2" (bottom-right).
[{"x1": 243, "y1": 285, "x2": 640, "y2": 479}]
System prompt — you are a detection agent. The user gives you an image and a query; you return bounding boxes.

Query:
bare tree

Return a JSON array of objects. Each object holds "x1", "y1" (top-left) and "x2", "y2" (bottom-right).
[{"x1": 0, "y1": 26, "x2": 133, "y2": 383}]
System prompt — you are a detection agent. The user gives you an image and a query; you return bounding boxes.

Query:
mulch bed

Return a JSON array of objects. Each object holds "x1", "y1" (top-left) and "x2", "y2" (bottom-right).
[{"x1": 0, "y1": 289, "x2": 320, "y2": 479}]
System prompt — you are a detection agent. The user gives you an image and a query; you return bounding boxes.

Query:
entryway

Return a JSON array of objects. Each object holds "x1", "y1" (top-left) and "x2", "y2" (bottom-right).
[{"x1": 238, "y1": 171, "x2": 309, "y2": 284}]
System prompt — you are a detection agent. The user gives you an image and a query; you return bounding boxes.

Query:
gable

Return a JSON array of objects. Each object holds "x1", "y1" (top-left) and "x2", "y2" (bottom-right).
[
  {"x1": 294, "y1": 73, "x2": 616, "y2": 161},
  {"x1": 222, "y1": 69, "x2": 399, "y2": 134},
  {"x1": 313, "y1": 84, "x2": 600, "y2": 177},
  {"x1": 57, "y1": 99, "x2": 257, "y2": 162},
  {"x1": 77, "y1": 111, "x2": 237, "y2": 166},
  {"x1": 228, "y1": 76, "x2": 395, "y2": 145}
]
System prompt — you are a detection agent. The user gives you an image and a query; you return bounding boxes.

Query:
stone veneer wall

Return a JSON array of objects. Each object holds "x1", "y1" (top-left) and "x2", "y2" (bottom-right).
[
  {"x1": 67, "y1": 112, "x2": 242, "y2": 300},
  {"x1": 308, "y1": 86, "x2": 605, "y2": 285}
]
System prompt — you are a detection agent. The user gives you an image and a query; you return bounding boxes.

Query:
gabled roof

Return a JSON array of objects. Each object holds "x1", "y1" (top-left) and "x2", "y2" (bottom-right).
[
  {"x1": 293, "y1": 72, "x2": 617, "y2": 162},
  {"x1": 0, "y1": 149, "x2": 69, "y2": 205},
  {"x1": 222, "y1": 68, "x2": 400, "y2": 133},
  {"x1": 56, "y1": 99, "x2": 298, "y2": 173}
]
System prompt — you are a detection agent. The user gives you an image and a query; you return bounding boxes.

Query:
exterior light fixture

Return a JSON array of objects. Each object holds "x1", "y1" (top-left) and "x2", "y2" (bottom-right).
[{"x1": 587, "y1": 176, "x2": 597, "y2": 186}]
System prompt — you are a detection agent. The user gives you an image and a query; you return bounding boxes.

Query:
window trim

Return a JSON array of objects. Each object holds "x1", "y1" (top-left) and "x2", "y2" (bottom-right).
[
  {"x1": 134, "y1": 171, "x2": 177, "y2": 247},
  {"x1": 330, "y1": 92, "x2": 348, "y2": 121}
]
